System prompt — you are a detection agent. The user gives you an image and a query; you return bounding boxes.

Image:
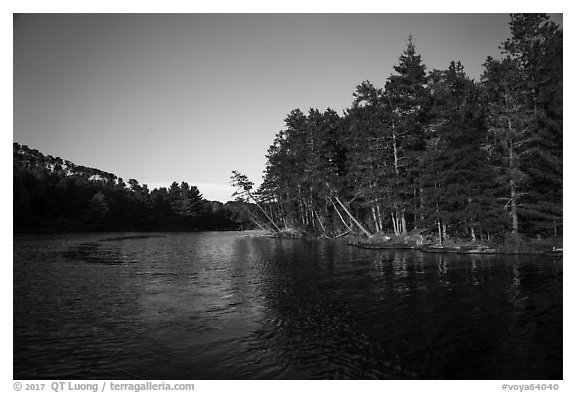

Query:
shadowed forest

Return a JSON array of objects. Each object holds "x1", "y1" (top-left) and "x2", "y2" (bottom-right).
[
  {"x1": 14, "y1": 15, "x2": 562, "y2": 243},
  {"x1": 13, "y1": 143, "x2": 255, "y2": 232},
  {"x1": 231, "y1": 14, "x2": 562, "y2": 245}
]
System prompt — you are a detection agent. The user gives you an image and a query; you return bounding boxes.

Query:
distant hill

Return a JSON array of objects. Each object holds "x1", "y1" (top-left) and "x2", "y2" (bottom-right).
[
  {"x1": 14, "y1": 142, "x2": 122, "y2": 184},
  {"x1": 13, "y1": 143, "x2": 255, "y2": 232}
]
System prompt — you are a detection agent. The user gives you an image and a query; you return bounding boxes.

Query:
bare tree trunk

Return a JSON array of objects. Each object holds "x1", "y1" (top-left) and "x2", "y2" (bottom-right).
[
  {"x1": 334, "y1": 230, "x2": 351, "y2": 238},
  {"x1": 298, "y1": 194, "x2": 306, "y2": 226},
  {"x1": 309, "y1": 198, "x2": 315, "y2": 228},
  {"x1": 506, "y1": 116, "x2": 519, "y2": 234},
  {"x1": 330, "y1": 197, "x2": 352, "y2": 232},
  {"x1": 241, "y1": 203, "x2": 271, "y2": 232},
  {"x1": 371, "y1": 205, "x2": 380, "y2": 233},
  {"x1": 435, "y1": 180, "x2": 442, "y2": 244},
  {"x1": 510, "y1": 180, "x2": 518, "y2": 234},
  {"x1": 376, "y1": 203, "x2": 383, "y2": 232},
  {"x1": 420, "y1": 188, "x2": 425, "y2": 223},
  {"x1": 246, "y1": 191, "x2": 282, "y2": 232},
  {"x1": 391, "y1": 211, "x2": 399, "y2": 236},
  {"x1": 313, "y1": 206, "x2": 326, "y2": 233},
  {"x1": 401, "y1": 209, "x2": 407, "y2": 234},
  {"x1": 467, "y1": 194, "x2": 476, "y2": 241},
  {"x1": 332, "y1": 194, "x2": 372, "y2": 237},
  {"x1": 251, "y1": 218, "x2": 270, "y2": 231},
  {"x1": 392, "y1": 125, "x2": 404, "y2": 236},
  {"x1": 392, "y1": 128, "x2": 400, "y2": 176},
  {"x1": 269, "y1": 204, "x2": 275, "y2": 225},
  {"x1": 369, "y1": 183, "x2": 380, "y2": 233}
]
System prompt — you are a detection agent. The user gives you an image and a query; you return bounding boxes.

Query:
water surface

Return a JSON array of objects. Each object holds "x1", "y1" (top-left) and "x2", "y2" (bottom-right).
[{"x1": 13, "y1": 232, "x2": 562, "y2": 379}]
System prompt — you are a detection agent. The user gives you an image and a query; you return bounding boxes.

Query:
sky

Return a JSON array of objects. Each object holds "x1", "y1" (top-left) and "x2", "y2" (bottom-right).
[{"x1": 13, "y1": 13, "x2": 563, "y2": 202}]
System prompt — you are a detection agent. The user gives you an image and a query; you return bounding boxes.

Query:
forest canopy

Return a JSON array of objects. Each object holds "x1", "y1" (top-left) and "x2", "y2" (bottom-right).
[
  {"x1": 14, "y1": 14, "x2": 562, "y2": 240},
  {"x1": 13, "y1": 143, "x2": 255, "y2": 232},
  {"x1": 233, "y1": 14, "x2": 562, "y2": 242}
]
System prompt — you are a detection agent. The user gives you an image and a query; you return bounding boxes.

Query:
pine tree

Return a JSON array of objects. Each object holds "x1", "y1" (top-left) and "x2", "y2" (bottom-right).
[
  {"x1": 424, "y1": 62, "x2": 501, "y2": 240},
  {"x1": 231, "y1": 170, "x2": 281, "y2": 232},
  {"x1": 481, "y1": 14, "x2": 562, "y2": 236},
  {"x1": 384, "y1": 36, "x2": 430, "y2": 234},
  {"x1": 503, "y1": 14, "x2": 563, "y2": 236}
]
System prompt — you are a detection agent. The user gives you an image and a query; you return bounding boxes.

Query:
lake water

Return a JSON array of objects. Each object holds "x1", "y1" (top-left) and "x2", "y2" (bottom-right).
[{"x1": 13, "y1": 232, "x2": 562, "y2": 379}]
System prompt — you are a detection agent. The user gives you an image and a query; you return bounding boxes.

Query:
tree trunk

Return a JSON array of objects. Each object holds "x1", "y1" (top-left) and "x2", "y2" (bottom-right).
[
  {"x1": 376, "y1": 203, "x2": 383, "y2": 232},
  {"x1": 250, "y1": 218, "x2": 269, "y2": 231},
  {"x1": 298, "y1": 198, "x2": 306, "y2": 226},
  {"x1": 246, "y1": 191, "x2": 282, "y2": 232},
  {"x1": 510, "y1": 180, "x2": 518, "y2": 233},
  {"x1": 313, "y1": 205, "x2": 326, "y2": 233},
  {"x1": 332, "y1": 194, "x2": 372, "y2": 237},
  {"x1": 508, "y1": 141, "x2": 519, "y2": 234},
  {"x1": 309, "y1": 199, "x2": 315, "y2": 228},
  {"x1": 506, "y1": 117, "x2": 519, "y2": 234},
  {"x1": 330, "y1": 197, "x2": 352, "y2": 232},
  {"x1": 241, "y1": 203, "x2": 271, "y2": 232},
  {"x1": 401, "y1": 210, "x2": 407, "y2": 234},
  {"x1": 419, "y1": 188, "x2": 425, "y2": 223},
  {"x1": 391, "y1": 211, "x2": 399, "y2": 236},
  {"x1": 435, "y1": 180, "x2": 442, "y2": 244},
  {"x1": 392, "y1": 128, "x2": 400, "y2": 176},
  {"x1": 371, "y1": 205, "x2": 380, "y2": 232},
  {"x1": 467, "y1": 194, "x2": 476, "y2": 241},
  {"x1": 269, "y1": 204, "x2": 275, "y2": 224}
]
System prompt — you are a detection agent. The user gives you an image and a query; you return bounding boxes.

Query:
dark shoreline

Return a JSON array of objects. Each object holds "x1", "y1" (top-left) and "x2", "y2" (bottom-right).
[
  {"x1": 348, "y1": 242, "x2": 563, "y2": 257},
  {"x1": 13, "y1": 228, "x2": 563, "y2": 257},
  {"x1": 262, "y1": 228, "x2": 563, "y2": 257}
]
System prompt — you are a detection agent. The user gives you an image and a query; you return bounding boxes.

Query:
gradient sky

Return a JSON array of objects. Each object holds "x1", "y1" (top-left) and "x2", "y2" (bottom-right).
[{"x1": 13, "y1": 13, "x2": 563, "y2": 202}]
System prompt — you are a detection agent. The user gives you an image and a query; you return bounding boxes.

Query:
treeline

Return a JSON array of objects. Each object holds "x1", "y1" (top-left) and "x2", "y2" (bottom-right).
[
  {"x1": 13, "y1": 143, "x2": 255, "y2": 232},
  {"x1": 235, "y1": 14, "x2": 562, "y2": 242}
]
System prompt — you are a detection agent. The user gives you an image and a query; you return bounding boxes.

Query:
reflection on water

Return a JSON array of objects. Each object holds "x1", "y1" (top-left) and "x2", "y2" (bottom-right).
[{"x1": 14, "y1": 233, "x2": 562, "y2": 379}]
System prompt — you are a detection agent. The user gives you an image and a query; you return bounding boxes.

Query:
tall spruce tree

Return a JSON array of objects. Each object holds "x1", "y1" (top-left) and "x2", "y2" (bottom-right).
[{"x1": 384, "y1": 36, "x2": 429, "y2": 233}]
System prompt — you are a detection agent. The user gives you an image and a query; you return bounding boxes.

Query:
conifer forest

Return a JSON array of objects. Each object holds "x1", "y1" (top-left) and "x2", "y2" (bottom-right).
[
  {"x1": 232, "y1": 14, "x2": 562, "y2": 244},
  {"x1": 13, "y1": 142, "x2": 253, "y2": 232},
  {"x1": 14, "y1": 14, "x2": 562, "y2": 244}
]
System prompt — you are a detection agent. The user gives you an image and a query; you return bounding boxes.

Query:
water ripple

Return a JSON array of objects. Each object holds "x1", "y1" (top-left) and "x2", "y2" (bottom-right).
[{"x1": 14, "y1": 233, "x2": 562, "y2": 379}]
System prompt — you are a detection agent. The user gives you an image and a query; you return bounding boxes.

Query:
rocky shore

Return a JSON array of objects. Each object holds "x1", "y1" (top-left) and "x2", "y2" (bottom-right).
[{"x1": 348, "y1": 230, "x2": 562, "y2": 256}]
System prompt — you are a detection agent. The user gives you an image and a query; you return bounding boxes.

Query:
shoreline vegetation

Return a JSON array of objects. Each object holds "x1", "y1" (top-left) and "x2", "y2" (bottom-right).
[
  {"x1": 246, "y1": 228, "x2": 562, "y2": 257},
  {"x1": 229, "y1": 15, "x2": 562, "y2": 255},
  {"x1": 14, "y1": 15, "x2": 562, "y2": 253},
  {"x1": 13, "y1": 143, "x2": 258, "y2": 233}
]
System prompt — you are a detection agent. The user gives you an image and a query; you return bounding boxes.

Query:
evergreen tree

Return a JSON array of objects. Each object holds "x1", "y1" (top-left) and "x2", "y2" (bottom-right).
[
  {"x1": 503, "y1": 14, "x2": 563, "y2": 236},
  {"x1": 13, "y1": 143, "x2": 243, "y2": 232},
  {"x1": 425, "y1": 62, "x2": 502, "y2": 241},
  {"x1": 384, "y1": 36, "x2": 430, "y2": 233},
  {"x1": 481, "y1": 14, "x2": 562, "y2": 236}
]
